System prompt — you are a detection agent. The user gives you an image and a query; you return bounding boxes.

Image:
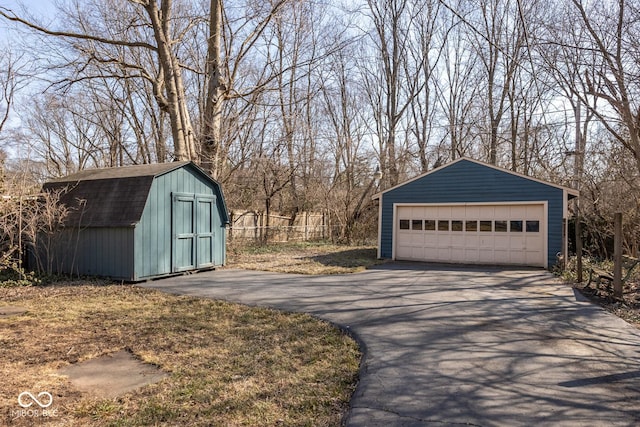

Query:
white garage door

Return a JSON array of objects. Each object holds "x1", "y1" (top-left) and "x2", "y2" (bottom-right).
[{"x1": 395, "y1": 203, "x2": 546, "y2": 267}]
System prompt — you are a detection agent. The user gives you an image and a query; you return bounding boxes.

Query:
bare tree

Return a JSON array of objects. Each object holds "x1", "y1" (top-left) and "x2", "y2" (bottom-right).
[
  {"x1": 0, "y1": 50, "x2": 20, "y2": 137},
  {"x1": 321, "y1": 42, "x2": 378, "y2": 242},
  {"x1": 434, "y1": 2, "x2": 481, "y2": 163},
  {"x1": 0, "y1": 0, "x2": 197, "y2": 161},
  {"x1": 567, "y1": 0, "x2": 640, "y2": 176},
  {"x1": 405, "y1": 0, "x2": 444, "y2": 172},
  {"x1": 469, "y1": 0, "x2": 527, "y2": 165},
  {"x1": 361, "y1": 0, "x2": 418, "y2": 186},
  {"x1": 201, "y1": 0, "x2": 290, "y2": 178}
]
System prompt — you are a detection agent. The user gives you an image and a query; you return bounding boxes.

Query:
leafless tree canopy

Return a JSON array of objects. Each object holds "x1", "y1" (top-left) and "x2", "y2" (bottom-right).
[{"x1": 0, "y1": 0, "x2": 639, "y2": 251}]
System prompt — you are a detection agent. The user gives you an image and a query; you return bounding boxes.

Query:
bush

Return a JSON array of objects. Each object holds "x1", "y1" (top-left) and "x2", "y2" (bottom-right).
[{"x1": 0, "y1": 245, "x2": 41, "y2": 287}]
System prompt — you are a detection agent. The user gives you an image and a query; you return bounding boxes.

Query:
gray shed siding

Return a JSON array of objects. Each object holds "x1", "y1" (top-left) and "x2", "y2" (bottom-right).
[
  {"x1": 46, "y1": 227, "x2": 135, "y2": 279},
  {"x1": 379, "y1": 160, "x2": 566, "y2": 268},
  {"x1": 133, "y1": 164, "x2": 226, "y2": 280}
]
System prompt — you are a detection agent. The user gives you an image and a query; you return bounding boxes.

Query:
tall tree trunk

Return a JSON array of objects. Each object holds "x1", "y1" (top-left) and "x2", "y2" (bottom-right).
[
  {"x1": 202, "y1": 0, "x2": 224, "y2": 177},
  {"x1": 145, "y1": 0, "x2": 193, "y2": 161}
]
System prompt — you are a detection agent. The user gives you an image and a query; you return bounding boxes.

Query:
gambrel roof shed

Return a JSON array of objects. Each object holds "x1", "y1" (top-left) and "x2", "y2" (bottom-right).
[
  {"x1": 42, "y1": 161, "x2": 229, "y2": 281},
  {"x1": 373, "y1": 157, "x2": 578, "y2": 269}
]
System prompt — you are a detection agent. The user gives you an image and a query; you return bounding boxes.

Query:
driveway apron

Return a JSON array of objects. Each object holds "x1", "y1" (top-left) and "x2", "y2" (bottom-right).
[{"x1": 142, "y1": 263, "x2": 640, "y2": 426}]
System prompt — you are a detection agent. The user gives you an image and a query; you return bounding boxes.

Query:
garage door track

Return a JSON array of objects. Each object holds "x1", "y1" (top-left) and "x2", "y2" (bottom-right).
[{"x1": 143, "y1": 263, "x2": 640, "y2": 426}]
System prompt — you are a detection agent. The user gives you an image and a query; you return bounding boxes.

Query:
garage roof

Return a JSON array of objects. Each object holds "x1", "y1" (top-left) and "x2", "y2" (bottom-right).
[{"x1": 373, "y1": 157, "x2": 579, "y2": 199}]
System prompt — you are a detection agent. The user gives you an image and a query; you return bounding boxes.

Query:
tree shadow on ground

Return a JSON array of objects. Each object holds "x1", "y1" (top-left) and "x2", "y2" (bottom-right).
[{"x1": 309, "y1": 248, "x2": 380, "y2": 269}]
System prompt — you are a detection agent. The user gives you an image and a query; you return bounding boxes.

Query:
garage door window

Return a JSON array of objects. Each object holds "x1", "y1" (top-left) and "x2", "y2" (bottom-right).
[
  {"x1": 526, "y1": 220, "x2": 540, "y2": 232},
  {"x1": 398, "y1": 213, "x2": 541, "y2": 235},
  {"x1": 480, "y1": 221, "x2": 492, "y2": 232},
  {"x1": 402, "y1": 218, "x2": 539, "y2": 233}
]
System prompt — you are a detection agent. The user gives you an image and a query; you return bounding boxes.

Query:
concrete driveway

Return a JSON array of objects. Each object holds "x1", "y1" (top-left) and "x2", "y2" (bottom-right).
[{"x1": 142, "y1": 263, "x2": 640, "y2": 426}]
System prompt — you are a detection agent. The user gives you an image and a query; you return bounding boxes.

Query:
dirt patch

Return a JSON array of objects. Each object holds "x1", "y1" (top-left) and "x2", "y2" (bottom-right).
[
  {"x1": 58, "y1": 349, "x2": 167, "y2": 399},
  {"x1": 0, "y1": 305, "x2": 27, "y2": 318},
  {"x1": 227, "y1": 242, "x2": 382, "y2": 274}
]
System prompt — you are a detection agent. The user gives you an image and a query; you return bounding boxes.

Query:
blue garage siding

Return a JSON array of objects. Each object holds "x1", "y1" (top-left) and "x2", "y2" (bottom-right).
[{"x1": 379, "y1": 159, "x2": 568, "y2": 268}]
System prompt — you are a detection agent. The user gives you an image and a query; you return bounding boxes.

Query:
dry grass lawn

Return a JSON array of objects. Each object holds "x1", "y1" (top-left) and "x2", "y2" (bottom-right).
[
  {"x1": 0, "y1": 282, "x2": 361, "y2": 426},
  {"x1": 227, "y1": 241, "x2": 383, "y2": 274}
]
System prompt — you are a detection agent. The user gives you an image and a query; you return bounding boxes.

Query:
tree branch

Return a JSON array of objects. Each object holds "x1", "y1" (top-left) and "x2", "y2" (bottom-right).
[{"x1": 0, "y1": 7, "x2": 157, "y2": 51}]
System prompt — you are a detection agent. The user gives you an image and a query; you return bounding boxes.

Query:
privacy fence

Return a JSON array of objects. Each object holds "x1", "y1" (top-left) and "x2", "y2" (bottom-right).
[
  {"x1": 227, "y1": 211, "x2": 362, "y2": 243},
  {"x1": 227, "y1": 211, "x2": 331, "y2": 243}
]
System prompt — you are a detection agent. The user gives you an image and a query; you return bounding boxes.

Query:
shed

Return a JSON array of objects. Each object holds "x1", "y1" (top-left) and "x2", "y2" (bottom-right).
[
  {"x1": 373, "y1": 157, "x2": 578, "y2": 269},
  {"x1": 41, "y1": 161, "x2": 229, "y2": 281}
]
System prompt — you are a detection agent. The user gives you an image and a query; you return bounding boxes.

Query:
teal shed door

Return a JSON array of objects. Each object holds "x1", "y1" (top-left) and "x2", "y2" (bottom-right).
[{"x1": 172, "y1": 193, "x2": 217, "y2": 272}]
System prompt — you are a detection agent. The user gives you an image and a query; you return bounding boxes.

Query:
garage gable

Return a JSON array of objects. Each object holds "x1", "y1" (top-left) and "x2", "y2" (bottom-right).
[{"x1": 374, "y1": 158, "x2": 578, "y2": 269}]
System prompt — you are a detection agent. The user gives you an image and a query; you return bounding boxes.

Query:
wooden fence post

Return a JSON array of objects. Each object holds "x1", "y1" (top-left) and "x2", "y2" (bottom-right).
[
  {"x1": 576, "y1": 213, "x2": 583, "y2": 282},
  {"x1": 613, "y1": 212, "x2": 623, "y2": 299}
]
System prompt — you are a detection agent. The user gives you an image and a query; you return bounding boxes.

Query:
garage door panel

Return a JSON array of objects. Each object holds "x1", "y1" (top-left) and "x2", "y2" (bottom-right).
[
  {"x1": 526, "y1": 250, "x2": 542, "y2": 264},
  {"x1": 464, "y1": 248, "x2": 480, "y2": 262},
  {"x1": 479, "y1": 236, "x2": 494, "y2": 249},
  {"x1": 465, "y1": 206, "x2": 480, "y2": 218},
  {"x1": 465, "y1": 235, "x2": 479, "y2": 246},
  {"x1": 424, "y1": 246, "x2": 439, "y2": 259},
  {"x1": 494, "y1": 249, "x2": 510, "y2": 260},
  {"x1": 438, "y1": 206, "x2": 452, "y2": 217},
  {"x1": 494, "y1": 235, "x2": 509, "y2": 250},
  {"x1": 451, "y1": 248, "x2": 466, "y2": 260},
  {"x1": 479, "y1": 206, "x2": 495, "y2": 217},
  {"x1": 451, "y1": 235, "x2": 466, "y2": 246},
  {"x1": 510, "y1": 205, "x2": 527, "y2": 218},
  {"x1": 526, "y1": 205, "x2": 542, "y2": 218},
  {"x1": 509, "y1": 235, "x2": 524, "y2": 249},
  {"x1": 478, "y1": 249, "x2": 495, "y2": 262},
  {"x1": 424, "y1": 207, "x2": 438, "y2": 217},
  {"x1": 396, "y1": 204, "x2": 546, "y2": 267},
  {"x1": 397, "y1": 246, "x2": 412, "y2": 259},
  {"x1": 451, "y1": 206, "x2": 466, "y2": 218},
  {"x1": 437, "y1": 247, "x2": 451, "y2": 260},
  {"x1": 409, "y1": 233, "x2": 424, "y2": 245},
  {"x1": 510, "y1": 250, "x2": 526, "y2": 264},
  {"x1": 411, "y1": 247, "x2": 425, "y2": 259},
  {"x1": 437, "y1": 235, "x2": 452, "y2": 246},
  {"x1": 408, "y1": 206, "x2": 421, "y2": 217},
  {"x1": 494, "y1": 206, "x2": 510, "y2": 217}
]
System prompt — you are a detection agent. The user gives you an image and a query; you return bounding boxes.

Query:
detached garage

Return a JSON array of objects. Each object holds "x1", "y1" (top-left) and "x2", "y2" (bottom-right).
[
  {"x1": 41, "y1": 161, "x2": 229, "y2": 281},
  {"x1": 374, "y1": 158, "x2": 578, "y2": 269}
]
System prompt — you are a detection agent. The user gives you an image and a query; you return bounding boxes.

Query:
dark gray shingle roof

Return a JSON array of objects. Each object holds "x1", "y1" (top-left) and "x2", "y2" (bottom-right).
[
  {"x1": 43, "y1": 162, "x2": 191, "y2": 227},
  {"x1": 46, "y1": 161, "x2": 190, "y2": 183}
]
